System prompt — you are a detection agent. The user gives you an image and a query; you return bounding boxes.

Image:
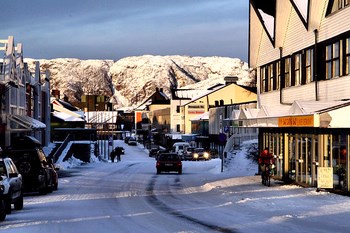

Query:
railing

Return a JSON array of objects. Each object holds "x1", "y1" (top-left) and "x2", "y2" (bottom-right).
[{"x1": 52, "y1": 134, "x2": 72, "y2": 163}]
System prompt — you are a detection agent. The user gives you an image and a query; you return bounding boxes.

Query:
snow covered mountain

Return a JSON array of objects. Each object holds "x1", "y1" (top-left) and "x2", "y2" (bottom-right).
[{"x1": 25, "y1": 55, "x2": 253, "y2": 108}]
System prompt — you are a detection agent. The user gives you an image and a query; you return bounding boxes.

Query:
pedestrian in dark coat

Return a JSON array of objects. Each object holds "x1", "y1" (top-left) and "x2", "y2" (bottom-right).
[{"x1": 110, "y1": 149, "x2": 116, "y2": 163}]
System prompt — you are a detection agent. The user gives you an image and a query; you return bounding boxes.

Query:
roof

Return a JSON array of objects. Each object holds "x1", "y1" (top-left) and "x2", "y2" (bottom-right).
[
  {"x1": 8, "y1": 114, "x2": 46, "y2": 130},
  {"x1": 183, "y1": 83, "x2": 256, "y2": 107},
  {"x1": 190, "y1": 112, "x2": 209, "y2": 121},
  {"x1": 52, "y1": 111, "x2": 85, "y2": 122}
]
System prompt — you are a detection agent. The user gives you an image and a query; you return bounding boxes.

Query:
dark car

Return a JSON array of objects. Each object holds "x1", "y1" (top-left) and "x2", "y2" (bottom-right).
[
  {"x1": 156, "y1": 153, "x2": 182, "y2": 174},
  {"x1": 154, "y1": 149, "x2": 169, "y2": 160},
  {"x1": 124, "y1": 136, "x2": 131, "y2": 144},
  {"x1": 6, "y1": 136, "x2": 55, "y2": 194},
  {"x1": 0, "y1": 157, "x2": 23, "y2": 218},
  {"x1": 193, "y1": 148, "x2": 211, "y2": 161}
]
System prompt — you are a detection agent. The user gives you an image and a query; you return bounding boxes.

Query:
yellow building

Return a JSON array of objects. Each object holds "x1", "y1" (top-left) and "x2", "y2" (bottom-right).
[{"x1": 182, "y1": 82, "x2": 257, "y2": 134}]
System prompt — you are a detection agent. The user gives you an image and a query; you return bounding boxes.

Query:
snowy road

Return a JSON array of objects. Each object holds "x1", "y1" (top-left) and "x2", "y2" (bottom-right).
[{"x1": 0, "y1": 141, "x2": 350, "y2": 233}]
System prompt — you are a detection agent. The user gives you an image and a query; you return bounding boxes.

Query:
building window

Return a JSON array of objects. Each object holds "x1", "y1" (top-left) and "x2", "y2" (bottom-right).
[
  {"x1": 268, "y1": 64, "x2": 274, "y2": 91},
  {"x1": 176, "y1": 106, "x2": 180, "y2": 113},
  {"x1": 305, "y1": 48, "x2": 314, "y2": 83},
  {"x1": 176, "y1": 124, "x2": 180, "y2": 132},
  {"x1": 327, "y1": 0, "x2": 350, "y2": 15},
  {"x1": 326, "y1": 42, "x2": 340, "y2": 79},
  {"x1": 276, "y1": 61, "x2": 281, "y2": 90},
  {"x1": 293, "y1": 53, "x2": 302, "y2": 86},
  {"x1": 284, "y1": 58, "x2": 291, "y2": 87},
  {"x1": 260, "y1": 66, "x2": 266, "y2": 93},
  {"x1": 346, "y1": 38, "x2": 350, "y2": 75}
]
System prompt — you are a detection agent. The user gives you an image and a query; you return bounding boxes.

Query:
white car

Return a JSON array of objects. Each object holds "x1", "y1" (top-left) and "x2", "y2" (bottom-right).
[{"x1": 0, "y1": 157, "x2": 23, "y2": 220}]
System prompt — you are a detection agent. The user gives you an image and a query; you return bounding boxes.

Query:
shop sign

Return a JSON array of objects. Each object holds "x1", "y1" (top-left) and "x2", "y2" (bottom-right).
[
  {"x1": 188, "y1": 110, "x2": 205, "y2": 114},
  {"x1": 317, "y1": 167, "x2": 333, "y2": 189},
  {"x1": 278, "y1": 115, "x2": 314, "y2": 127}
]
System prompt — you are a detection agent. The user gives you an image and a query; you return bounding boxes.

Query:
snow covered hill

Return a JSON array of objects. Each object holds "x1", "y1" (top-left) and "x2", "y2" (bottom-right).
[{"x1": 25, "y1": 55, "x2": 253, "y2": 108}]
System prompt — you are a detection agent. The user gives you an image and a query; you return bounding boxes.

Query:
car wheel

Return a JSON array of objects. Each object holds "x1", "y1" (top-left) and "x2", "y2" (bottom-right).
[
  {"x1": 14, "y1": 194, "x2": 23, "y2": 210},
  {"x1": 0, "y1": 200, "x2": 6, "y2": 221},
  {"x1": 54, "y1": 182, "x2": 58, "y2": 191},
  {"x1": 5, "y1": 195, "x2": 11, "y2": 214},
  {"x1": 178, "y1": 169, "x2": 182, "y2": 174}
]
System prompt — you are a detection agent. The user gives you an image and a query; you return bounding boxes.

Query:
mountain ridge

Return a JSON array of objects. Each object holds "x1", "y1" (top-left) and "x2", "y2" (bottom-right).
[{"x1": 25, "y1": 55, "x2": 253, "y2": 108}]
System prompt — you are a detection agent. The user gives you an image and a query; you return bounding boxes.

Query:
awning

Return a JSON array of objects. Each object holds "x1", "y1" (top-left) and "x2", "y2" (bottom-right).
[
  {"x1": 237, "y1": 100, "x2": 350, "y2": 128},
  {"x1": 8, "y1": 114, "x2": 46, "y2": 131}
]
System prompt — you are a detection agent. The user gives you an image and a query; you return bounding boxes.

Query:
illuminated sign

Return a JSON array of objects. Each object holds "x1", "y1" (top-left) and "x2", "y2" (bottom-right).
[{"x1": 278, "y1": 115, "x2": 314, "y2": 127}]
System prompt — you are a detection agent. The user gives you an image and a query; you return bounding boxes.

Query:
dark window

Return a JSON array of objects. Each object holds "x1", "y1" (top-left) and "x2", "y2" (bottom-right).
[
  {"x1": 345, "y1": 38, "x2": 350, "y2": 75},
  {"x1": 305, "y1": 48, "x2": 314, "y2": 83},
  {"x1": 276, "y1": 61, "x2": 281, "y2": 90},
  {"x1": 326, "y1": 41, "x2": 340, "y2": 79},
  {"x1": 268, "y1": 64, "x2": 274, "y2": 91},
  {"x1": 327, "y1": 0, "x2": 350, "y2": 15},
  {"x1": 260, "y1": 66, "x2": 266, "y2": 93},
  {"x1": 176, "y1": 124, "x2": 180, "y2": 132},
  {"x1": 293, "y1": 53, "x2": 302, "y2": 86},
  {"x1": 176, "y1": 106, "x2": 180, "y2": 113},
  {"x1": 284, "y1": 58, "x2": 291, "y2": 87}
]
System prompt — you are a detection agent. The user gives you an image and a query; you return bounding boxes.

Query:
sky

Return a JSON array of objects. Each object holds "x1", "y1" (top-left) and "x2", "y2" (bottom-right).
[{"x1": 0, "y1": 0, "x2": 249, "y2": 61}]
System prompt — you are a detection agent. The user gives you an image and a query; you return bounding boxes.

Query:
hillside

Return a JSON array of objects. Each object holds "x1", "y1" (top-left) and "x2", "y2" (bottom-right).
[{"x1": 25, "y1": 55, "x2": 253, "y2": 108}]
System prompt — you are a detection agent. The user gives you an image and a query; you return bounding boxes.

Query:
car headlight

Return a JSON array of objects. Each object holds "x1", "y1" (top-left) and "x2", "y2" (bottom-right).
[
  {"x1": 204, "y1": 152, "x2": 209, "y2": 159},
  {"x1": 193, "y1": 153, "x2": 199, "y2": 159}
]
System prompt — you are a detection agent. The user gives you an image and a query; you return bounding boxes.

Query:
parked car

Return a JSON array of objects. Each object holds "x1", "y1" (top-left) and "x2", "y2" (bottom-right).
[
  {"x1": 0, "y1": 157, "x2": 23, "y2": 219},
  {"x1": 156, "y1": 153, "x2": 182, "y2": 174},
  {"x1": 6, "y1": 136, "x2": 55, "y2": 194},
  {"x1": 0, "y1": 180, "x2": 8, "y2": 221},
  {"x1": 124, "y1": 136, "x2": 131, "y2": 144},
  {"x1": 184, "y1": 147, "x2": 196, "y2": 160},
  {"x1": 127, "y1": 137, "x2": 137, "y2": 146},
  {"x1": 193, "y1": 148, "x2": 211, "y2": 161}
]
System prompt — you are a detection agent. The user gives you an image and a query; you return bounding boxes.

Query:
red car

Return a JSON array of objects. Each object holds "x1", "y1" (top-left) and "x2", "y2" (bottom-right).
[{"x1": 156, "y1": 153, "x2": 182, "y2": 174}]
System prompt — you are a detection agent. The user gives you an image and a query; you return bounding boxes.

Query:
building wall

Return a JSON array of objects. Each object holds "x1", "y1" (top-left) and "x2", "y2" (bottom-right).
[{"x1": 183, "y1": 84, "x2": 257, "y2": 134}]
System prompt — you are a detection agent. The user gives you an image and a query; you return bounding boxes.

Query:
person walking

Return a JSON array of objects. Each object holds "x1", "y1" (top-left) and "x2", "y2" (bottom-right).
[
  {"x1": 115, "y1": 146, "x2": 122, "y2": 162},
  {"x1": 110, "y1": 148, "x2": 116, "y2": 163}
]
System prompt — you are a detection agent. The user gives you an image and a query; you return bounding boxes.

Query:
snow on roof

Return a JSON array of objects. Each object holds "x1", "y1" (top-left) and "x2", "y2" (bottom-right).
[
  {"x1": 53, "y1": 111, "x2": 85, "y2": 122},
  {"x1": 190, "y1": 112, "x2": 209, "y2": 121}
]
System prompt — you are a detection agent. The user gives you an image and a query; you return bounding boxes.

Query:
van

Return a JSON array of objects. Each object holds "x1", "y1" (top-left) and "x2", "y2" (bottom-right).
[
  {"x1": 172, "y1": 142, "x2": 190, "y2": 160},
  {"x1": 6, "y1": 136, "x2": 55, "y2": 194}
]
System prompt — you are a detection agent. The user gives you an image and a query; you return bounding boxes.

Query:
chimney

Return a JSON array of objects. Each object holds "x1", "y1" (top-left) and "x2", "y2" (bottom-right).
[{"x1": 224, "y1": 76, "x2": 238, "y2": 85}]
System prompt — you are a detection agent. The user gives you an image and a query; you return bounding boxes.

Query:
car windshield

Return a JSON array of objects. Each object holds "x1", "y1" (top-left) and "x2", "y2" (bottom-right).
[
  {"x1": 195, "y1": 149, "x2": 205, "y2": 152},
  {"x1": 158, "y1": 154, "x2": 179, "y2": 161}
]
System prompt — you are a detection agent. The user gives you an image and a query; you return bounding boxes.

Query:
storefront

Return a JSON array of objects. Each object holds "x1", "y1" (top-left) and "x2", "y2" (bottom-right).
[{"x1": 240, "y1": 101, "x2": 350, "y2": 192}]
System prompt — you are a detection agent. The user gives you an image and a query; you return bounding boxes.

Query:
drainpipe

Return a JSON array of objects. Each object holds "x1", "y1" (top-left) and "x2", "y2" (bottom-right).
[{"x1": 314, "y1": 29, "x2": 319, "y2": 101}]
